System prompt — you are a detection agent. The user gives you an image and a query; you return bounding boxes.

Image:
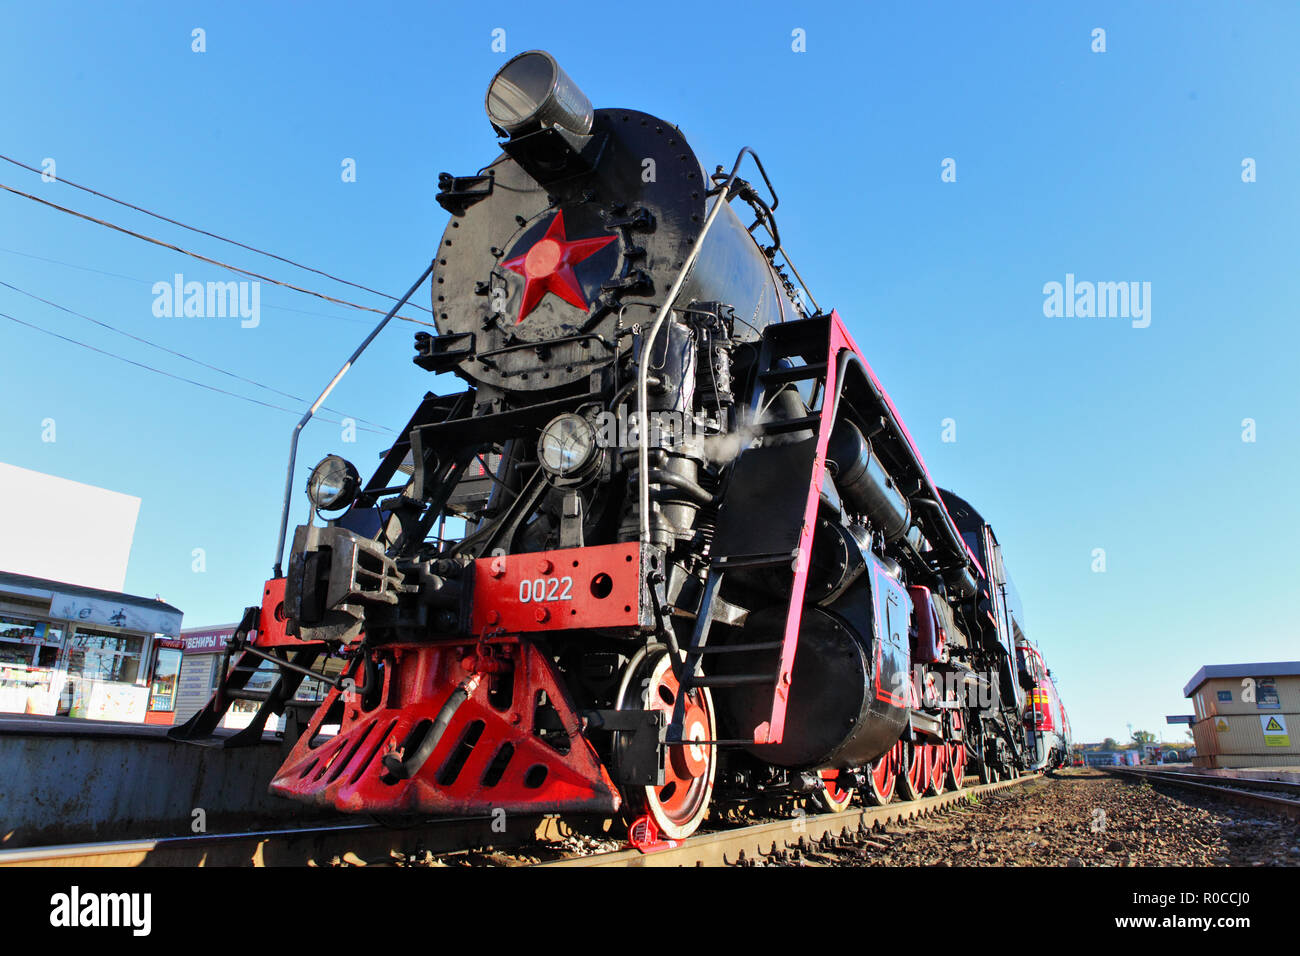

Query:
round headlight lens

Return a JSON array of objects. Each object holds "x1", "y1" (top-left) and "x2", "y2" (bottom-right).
[
  {"x1": 538, "y1": 414, "x2": 598, "y2": 479},
  {"x1": 307, "y1": 455, "x2": 360, "y2": 512}
]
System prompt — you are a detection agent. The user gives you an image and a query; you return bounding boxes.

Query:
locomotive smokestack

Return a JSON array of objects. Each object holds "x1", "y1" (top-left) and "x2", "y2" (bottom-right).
[{"x1": 485, "y1": 50, "x2": 593, "y2": 138}]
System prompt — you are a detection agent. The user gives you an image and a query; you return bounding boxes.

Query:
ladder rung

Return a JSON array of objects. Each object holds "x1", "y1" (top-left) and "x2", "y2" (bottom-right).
[
  {"x1": 758, "y1": 362, "x2": 827, "y2": 385},
  {"x1": 695, "y1": 642, "x2": 785, "y2": 655},
  {"x1": 224, "y1": 688, "x2": 271, "y2": 702},
  {"x1": 688, "y1": 673, "x2": 777, "y2": 688},
  {"x1": 763, "y1": 332, "x2": 827, "y2": 361},
  {"x1": 711, "y1": 551, "x2": 796, "y2": 570},
  {"x1": 757, "y1": 414, "x2": 821, "y2": 435}
]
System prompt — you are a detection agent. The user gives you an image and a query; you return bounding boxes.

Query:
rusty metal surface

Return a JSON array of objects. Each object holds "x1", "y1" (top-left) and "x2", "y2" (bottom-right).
[
  {"x1": 540, "y1": 774, "x2": 1040, "y2": 867},
  {"x1": 1107, "y1": 766, "x2": 1300, "y2": 822}
]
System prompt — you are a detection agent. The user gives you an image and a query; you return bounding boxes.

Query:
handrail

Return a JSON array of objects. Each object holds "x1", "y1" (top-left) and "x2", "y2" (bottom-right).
[
  {"x1": 272, "y1": 262, "x2": 435, "y2": 577},
  {"x1": 635, "y1": 147, "x2": 765, "y2": 547}
]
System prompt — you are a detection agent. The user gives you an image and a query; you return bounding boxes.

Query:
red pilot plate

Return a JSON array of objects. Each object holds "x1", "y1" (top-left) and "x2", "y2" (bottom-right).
[
  {"x1": 472, "y1": 543, "x2": 643, "y2": 633},
  {"x1": 254, "y1": 577, "x2": 292, "y2": 646}
]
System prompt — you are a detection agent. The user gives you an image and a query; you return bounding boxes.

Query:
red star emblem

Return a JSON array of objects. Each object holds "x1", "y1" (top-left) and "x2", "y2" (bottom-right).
[{"x1": 502, "y1": 210, "x2": 617, "y2": 323}]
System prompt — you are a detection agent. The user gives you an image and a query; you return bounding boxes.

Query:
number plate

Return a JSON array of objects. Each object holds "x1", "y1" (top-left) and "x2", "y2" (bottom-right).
[{"x1": 471, "y1": 543, "x2": 645, "y2": 634}]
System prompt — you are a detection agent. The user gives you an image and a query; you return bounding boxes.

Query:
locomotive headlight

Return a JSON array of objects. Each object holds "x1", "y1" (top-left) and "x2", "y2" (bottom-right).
[
  {"x1": 485, "y1": 50, "x2": 593, "y2": 138},
  {"x1": 538, "y1": 413, "x2": 599, "y2": 481},
  {"x1": 307, "y1": 455, "x2": 361, "y2": 512}
]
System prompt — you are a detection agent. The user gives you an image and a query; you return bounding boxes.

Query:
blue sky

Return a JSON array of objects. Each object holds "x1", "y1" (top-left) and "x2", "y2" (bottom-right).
[{"x1": 1, "y1": 2, "x2": 1296, "y2": 743}]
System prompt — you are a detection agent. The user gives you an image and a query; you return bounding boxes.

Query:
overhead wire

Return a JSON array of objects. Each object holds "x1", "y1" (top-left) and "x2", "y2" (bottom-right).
[
  {"x1": 0, "y1": 153, "x2": 436, "y2": 316},
  {"x1": 0, "y1": 181, "x2": 436, "y2": 327},
  {"x1": 0, "y1": 277, "x2": 393, "y2": 431},
  {"x1": 0, "y1": 308, "x2": 392, "y2": 435},
  {"x1": 0, "y1": 157, "x2": 447, "y2": 439},
  {"x1": 0, "y1": 245, "x2": 372, "y2": 326}
]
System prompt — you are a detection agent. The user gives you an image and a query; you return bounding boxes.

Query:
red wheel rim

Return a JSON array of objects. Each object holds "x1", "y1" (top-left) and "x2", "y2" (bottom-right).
[
  {"x1": 905, "y1": 741, "x2": 928, "y2": 797},
  {"x1": 619, "y1": 652, "x2": 715, "y2": 839},
  {"x1": 868, "y1": 743, "x2": 899, "y2": 803},
  {"x1": 949, "y1": 741, "x2": 967, "y2": 787},
  {"x1": 818, "y1": 770, "x2": 855, "y2": 811},
  {"x1": 928, "y1": 742, "x2": 947, "y2": 794}
]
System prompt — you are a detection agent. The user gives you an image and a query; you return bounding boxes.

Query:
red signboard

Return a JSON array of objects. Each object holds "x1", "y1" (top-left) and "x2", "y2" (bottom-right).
[{"x1": 181, "y1": 627, "x2": 236, "y2": 654}]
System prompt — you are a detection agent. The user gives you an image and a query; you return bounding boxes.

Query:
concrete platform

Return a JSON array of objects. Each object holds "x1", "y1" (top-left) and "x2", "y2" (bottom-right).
[
  {"x1": 0, "y1": 714, "x2": 344, "y2": 848},
  {"x1": 1122, "y1": 763, "x2": 1300, "y2": 785},
  {"x1": 1192, "y1": 766, "x2": 1300, "y2": 784}
]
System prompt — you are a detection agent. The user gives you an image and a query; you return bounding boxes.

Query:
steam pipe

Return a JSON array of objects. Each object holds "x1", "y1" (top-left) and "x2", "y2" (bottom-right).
[
  {"x1": 635, "y1": 147, "x2": 764, "y2": 547},
  {"x1": 381, "y1": 674, "x2": 482, "y2": 781}
]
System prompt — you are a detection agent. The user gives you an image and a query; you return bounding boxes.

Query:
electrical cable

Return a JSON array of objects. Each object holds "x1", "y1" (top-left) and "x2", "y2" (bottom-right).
[
  {"x1": 0, "y1": 308, "x2": 390, "y2": 434},
  {"x1": 0, "y1": 181, "x2": 436, "y2": 327},
  {"x1": 0, "y1": 277, "x2": 392, "y2": 431},
  {"x1": 0, "y1": 153, "x2": 436, "y2": 315},
  {"x1": 0, "y1": 245, "x2": 371, "y2": 326}
]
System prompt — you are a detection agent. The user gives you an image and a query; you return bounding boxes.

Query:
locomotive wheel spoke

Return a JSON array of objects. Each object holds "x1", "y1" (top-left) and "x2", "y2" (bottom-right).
[
  {"x1": 864, "y1": 742, "x2": 899, "y2": 805},
  {"x1": 977, "y1": 739, "x2": 997, "y2": 784},
  {"x1": 896, "y1": 740, "x2": 926, "y2": 802},
  {"x1": 614, "y1": 649, "x2": 716, "y2": 840},
  {"x1": 814, "y1": 769, "x2": 855, "y2": 813},
  {"x1": 926, "y1": 742, "x2": 947, "y2": 796},
  {"x1": 945, "y1": 741, "x2": 967, "y2": 792}
]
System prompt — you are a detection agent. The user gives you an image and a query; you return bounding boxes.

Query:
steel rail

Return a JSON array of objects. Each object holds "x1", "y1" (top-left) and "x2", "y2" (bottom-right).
[
  {"x1": 1127, "y1": 767, "x2": 1300, "y2": 797},
  {"x1": 6, "y1": 775, "x2": 1048, "y2": 868},
  {"x1": 0, "y1": 814, "x2": 561, "y2": 868},
  {"x1": 1107, "y1": 766, "x2": 1300, "y2": 822},
  {"x1": 540, "y1": 773, "x2": 1040, "y2": 867}
]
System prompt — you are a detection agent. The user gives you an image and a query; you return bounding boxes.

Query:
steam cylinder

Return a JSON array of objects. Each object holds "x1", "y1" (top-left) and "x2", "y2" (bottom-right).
[
  {"x1": 826, "y1": 420, "x2": 912, "y2": 542},
  {"x1": 717, "y1": 604, "x2": 907, "y2": 769}
]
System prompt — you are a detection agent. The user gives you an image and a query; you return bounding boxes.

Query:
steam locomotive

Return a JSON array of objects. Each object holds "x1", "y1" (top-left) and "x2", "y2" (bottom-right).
[{"x1": 173, "y1": 51, "x2": 1069, "y2": 842}]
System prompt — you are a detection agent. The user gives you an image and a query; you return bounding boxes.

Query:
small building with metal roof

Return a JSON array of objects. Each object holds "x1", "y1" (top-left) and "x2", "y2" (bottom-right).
[
  {"x1": 0, "y1": 571, "x2": 183, "y2": 721},
  {"x1": 1184, "y1": 662, "x2": 1300, "y2": 769}
]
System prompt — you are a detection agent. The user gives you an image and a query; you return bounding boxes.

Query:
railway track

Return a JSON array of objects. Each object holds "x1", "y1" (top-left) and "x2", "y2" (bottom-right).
[
  {"x1": 542, "y1": 774, "x2": 1038, "y2": 867},
  {"x1": 1107, "y1": 766, "x2": 1300, "y2": 822},
  {"x1": 0, "y1": 814, "x2": 565, "y2": 868},
  {"x1": 0, "y1": 774, "x2": 1040, "y2": 868}
]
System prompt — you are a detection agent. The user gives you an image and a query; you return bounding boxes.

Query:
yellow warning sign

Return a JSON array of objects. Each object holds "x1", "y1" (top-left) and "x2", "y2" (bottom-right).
[
  {"x1": 1216, "y1": 718, "x2": 1229, "y2": 732},
  {"x1": 1260, "y1": 714, "x2": 1290, "y2": 747}
]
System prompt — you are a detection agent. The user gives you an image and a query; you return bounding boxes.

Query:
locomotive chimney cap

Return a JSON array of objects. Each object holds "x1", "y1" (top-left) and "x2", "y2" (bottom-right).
[{"x1": 486, "y1": 50, "x2": 594, "y2": 138}]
